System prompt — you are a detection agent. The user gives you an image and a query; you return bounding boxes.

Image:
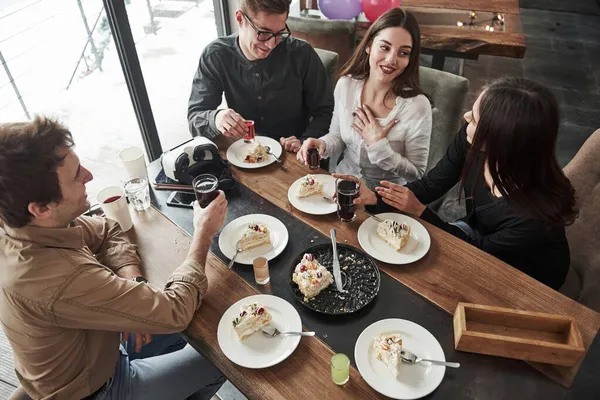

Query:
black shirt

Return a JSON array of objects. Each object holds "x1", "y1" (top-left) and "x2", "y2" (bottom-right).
[
  {"x1": 187, "y1": 34, "x2": 334, "y2": 141},
  {"x1": 377, "y1": 125, "x2": 569, "y2": 290}
]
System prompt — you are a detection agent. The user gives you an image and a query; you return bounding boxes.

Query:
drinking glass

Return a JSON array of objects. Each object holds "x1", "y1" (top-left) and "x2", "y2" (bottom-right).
[
  {"x1": 244, "y1": 120, "x2": 256, "y2": 143},
  {"x1": 253, "y1": 256, "x2": 270, "y2": 285},
  {"x1": 124, "y1": 177, "x2": 151, "y2": 211},
  {"x1": 331, "y1": 353, "x2": 350, "y2": 385},
  {"x1": 336, "y1": 178, "x2": 360, "y2": 222},
  {"x1": 193, "y1": 174, "x2": 219, "y2": 208},
  {"x1": 307, "y1": 147, "x2": 320, "y2": 170}
]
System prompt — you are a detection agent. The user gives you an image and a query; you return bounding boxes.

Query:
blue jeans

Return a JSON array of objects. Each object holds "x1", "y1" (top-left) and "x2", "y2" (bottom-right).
[{"x1": 94, "y1": 334, "x2": 225, "y2": 400}]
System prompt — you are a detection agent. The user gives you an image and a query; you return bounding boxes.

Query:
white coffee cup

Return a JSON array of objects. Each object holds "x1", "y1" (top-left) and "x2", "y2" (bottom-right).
[
  {"x1": 119, "y1": 146, "x2": 148, "y2": 179},
  {"x1": 97, "y1": 186, "x2": 133, "y2": 231}
]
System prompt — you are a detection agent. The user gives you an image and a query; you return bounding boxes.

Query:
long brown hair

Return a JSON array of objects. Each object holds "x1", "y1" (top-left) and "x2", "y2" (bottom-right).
[
  {"x1": 339, "y1": 8, "x2": 423, "y2": 98},
  {"x1": 461, "y1": 78, "x2": 576, "y2": 227}
]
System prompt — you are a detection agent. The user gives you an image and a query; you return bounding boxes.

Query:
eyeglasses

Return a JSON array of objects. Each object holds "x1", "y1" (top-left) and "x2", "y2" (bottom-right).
[{"x1": 242, "y1": 13, "x2": 291, "y2": 42}]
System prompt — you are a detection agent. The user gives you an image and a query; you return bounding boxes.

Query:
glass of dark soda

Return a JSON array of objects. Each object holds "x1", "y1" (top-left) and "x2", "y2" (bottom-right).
[
  {"x1": 193, "y1": 174, "x2": 219, "y2": 208},
  {"x1": 336, "y1": 178, "x2": 360, "y2": 222},
  {"x1": 307, "y1": 147, "x2": 320, "y2": 170}
]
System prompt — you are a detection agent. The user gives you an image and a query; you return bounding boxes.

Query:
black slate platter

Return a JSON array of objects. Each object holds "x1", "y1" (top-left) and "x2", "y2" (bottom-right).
[{"x1": 288, "y1": 243, "x2": 381, "y2": 315}]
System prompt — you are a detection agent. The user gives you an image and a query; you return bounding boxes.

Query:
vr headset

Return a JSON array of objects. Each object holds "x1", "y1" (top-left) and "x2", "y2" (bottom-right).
[{"x1": 160, "y1": 136, "x2": 235, "y2": 191}]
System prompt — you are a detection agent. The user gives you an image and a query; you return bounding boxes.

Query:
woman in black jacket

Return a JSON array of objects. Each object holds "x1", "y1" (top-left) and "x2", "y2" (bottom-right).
[{"x1": 339, "y1": 77, "x2": 577, "y2": 289}]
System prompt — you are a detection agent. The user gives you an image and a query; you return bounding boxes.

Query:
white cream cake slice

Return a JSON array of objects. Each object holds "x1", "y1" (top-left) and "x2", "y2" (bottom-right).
[
  {"x1": 239, "y1": 222, "x2": 271, "y2": 251},
  {"x1": 292, "y1": 253, "x2": 333, "y2": 300},
  {"x1": 373, "y1": 333, "x2": 403, "y2": 379},
  {"x1": 376, "y1": 219, "x2": 411, "y2": 251},
  {"x1": 295, "y1": 174, "x2": 324, "y2": 198},
  {"x1": 244, "y1": 143, "x2": 268, "y2": 163},
  {"x1": 232, "y1": 303, "x2": 272, "y2": 341}
]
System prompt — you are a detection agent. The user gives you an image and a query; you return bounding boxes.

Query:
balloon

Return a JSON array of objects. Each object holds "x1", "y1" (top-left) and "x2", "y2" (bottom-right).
[
  {"x1": 362, "y1": 0, "x2": 401, "y2": 22},
  {"x1": 319, "y1": 0, "x2": 363, "y2": 20}
]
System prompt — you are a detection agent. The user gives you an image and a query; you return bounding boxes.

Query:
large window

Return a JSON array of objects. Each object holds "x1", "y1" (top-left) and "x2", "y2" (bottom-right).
[
  {"x1": 0, "y1": 0, "x2": 143, "y2": 198},
  {"x1": 1, "y1": 0, "x2": 221, "y2": 199},
  {"x1": 121, "y1": 0, "x2": 219, "y2": 151}
]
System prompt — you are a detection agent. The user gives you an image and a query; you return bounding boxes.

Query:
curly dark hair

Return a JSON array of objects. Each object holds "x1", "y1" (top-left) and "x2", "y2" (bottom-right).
[
  {"x1": 239, "y1": 0, "x2": 291, "y2": 15},
  {"x1": 0, "y1": 116, "x2": 74, "y2": 228}
]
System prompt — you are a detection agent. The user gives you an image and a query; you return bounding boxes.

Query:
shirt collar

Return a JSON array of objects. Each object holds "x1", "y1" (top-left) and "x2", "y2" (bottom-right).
[{"x1": 0, "y1": 219, "x2": 85, "y2": 249}]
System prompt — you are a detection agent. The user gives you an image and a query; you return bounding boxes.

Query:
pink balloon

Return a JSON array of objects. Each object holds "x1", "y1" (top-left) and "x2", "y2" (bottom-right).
[
  {"x1": 362, "y1": 0, "x2": 401, "y2": 22},
  {"x1": 319, "y1": 0, "x2": 363, "y2": 20}
]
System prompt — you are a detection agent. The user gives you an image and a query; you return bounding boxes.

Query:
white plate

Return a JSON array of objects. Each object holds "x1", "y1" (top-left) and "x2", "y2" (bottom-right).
[
  {"x1": 357, "y1": 213, "x2": 431, "y2": 264},
  {"x1": 226, "y1": 136, "x2": 282, "y2": 169},
  {"x1": 218, "y1": 294, "x2": 302, "y2": 369},
  {"x1": 287, "y1": 174, "x2": 337, "y2": 215},
  {"x1": 355, "y1": 319, "x2": 445, "y2": 399},
  {"x1": 219, "y1": 214, "x2": 289, "y2": 265}
]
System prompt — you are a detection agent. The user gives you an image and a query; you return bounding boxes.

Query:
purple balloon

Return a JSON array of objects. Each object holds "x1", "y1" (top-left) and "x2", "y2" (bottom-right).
[{"x1": 319, "y1": 0, "x2": 363, "y2": 20}]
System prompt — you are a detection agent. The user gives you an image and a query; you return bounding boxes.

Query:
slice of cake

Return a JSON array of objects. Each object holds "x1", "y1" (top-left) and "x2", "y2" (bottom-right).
[
  {"x1": 244, "y1": 143, "x2": 268, "y2": 163},
  {"x1": 232, "y1": 303, "x2": 272, "y2": 340},
  {"x1": 295, "y1": 174, "x2": 324, "y2": 198},
  {"x1": 239, "y1": 222, "x2": 271, "y2": 251},
  {"x1": 373, "y1": 333, "x2": 403, "y2": 379},
  {"x1": 292, "y1": 253, "x2": 333, "y2": 300},
  {"x1": 376, "y1": 220, "x2": 411, "y2": 251}
]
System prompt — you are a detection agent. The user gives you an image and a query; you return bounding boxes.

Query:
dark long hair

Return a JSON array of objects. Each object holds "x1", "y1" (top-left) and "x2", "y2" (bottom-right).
[
  {"x1": 338, "y1": 8, "x2": 423, "y2": 98},
  {"x1": 461, "y1": 78, "x2": 576, "y2": 227}
]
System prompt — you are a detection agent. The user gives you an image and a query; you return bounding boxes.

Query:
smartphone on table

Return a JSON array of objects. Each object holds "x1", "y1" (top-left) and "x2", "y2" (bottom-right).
[{"x1": 166, "y1": 191, "x2": 196, "y2": 209}]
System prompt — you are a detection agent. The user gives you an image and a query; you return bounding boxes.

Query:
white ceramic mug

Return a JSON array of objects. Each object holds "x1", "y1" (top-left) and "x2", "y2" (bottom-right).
[
  {"x1": 119, "y1": 146, "x2": 148, "y2": 179},
  {"x1": 97, "y1": 186, "x2": 133, "y2": 231}
]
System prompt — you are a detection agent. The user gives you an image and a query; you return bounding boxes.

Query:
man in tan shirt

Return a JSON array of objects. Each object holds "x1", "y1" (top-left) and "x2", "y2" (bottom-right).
[{"x1": 0, "y1": 117, "x2": 228, "y2": 399}]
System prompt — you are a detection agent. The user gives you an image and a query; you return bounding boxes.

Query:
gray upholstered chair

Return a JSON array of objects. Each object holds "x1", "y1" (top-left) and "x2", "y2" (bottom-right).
[
  {"x1": 419, "y1": 66, "x2": 469, "y2": 218},
  {"x1": 288, "y1": 16, "x2": 355, "y2": 77},
  {"x1": 560, "y1": 128, "x2": 600, "y2": 312},
  {"x1": 314, "y1": 48, "x2": 339, "y2": 85},
  {"x1": 419, "y1": 66, "x2": 470, "y2": 172}
]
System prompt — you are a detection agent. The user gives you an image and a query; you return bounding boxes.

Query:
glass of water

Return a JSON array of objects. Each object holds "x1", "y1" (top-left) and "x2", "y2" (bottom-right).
[{"x1": 124, "y1": 177, "x2": 151, "y2": 211}]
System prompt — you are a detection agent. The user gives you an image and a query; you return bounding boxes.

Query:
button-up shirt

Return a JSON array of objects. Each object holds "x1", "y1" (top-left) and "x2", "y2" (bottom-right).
[
  {"x1": 187, "y1": 34, "x2": 334, "y2": 141},
  {"x1": 322, "y1": 76, "x2": 432, "y2": 190},
  {"x1": 0, "y1": 216, "x2": 207, "y2": 399}
]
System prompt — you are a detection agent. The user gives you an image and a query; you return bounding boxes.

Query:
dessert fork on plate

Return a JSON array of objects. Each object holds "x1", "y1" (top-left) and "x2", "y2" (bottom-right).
[{"x1": 262, "y1": 326, "x2": 315, "y2": 337}]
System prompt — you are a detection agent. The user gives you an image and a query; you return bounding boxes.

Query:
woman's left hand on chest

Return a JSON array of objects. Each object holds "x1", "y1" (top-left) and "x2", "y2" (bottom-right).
[{"x1": 352, "y1": 104, "x2": 398, "y2": 146}]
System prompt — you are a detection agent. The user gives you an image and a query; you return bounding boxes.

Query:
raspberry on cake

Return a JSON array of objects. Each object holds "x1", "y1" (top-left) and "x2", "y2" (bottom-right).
[
  {"x1": 232, "y1": 303, "x2": 272, "y2": 340},
  {"x1": 373, "y1": 333, "x2": 403, "y2": 379},
  {"x1": 295, "y1": 174, "x2": 324, "y2": 198},
  {"x1": 376, "y1": 220, "x2": 411, "y2": 251},
  {"x1": 292, "y1": 253, "x2": 333, "y2": 300},
  {"x1": 239, "y1": 222, "x2": 271, "y2": 251},
  {"x1": 244, "y1": 143, "x2": 268, "y2": 163}
]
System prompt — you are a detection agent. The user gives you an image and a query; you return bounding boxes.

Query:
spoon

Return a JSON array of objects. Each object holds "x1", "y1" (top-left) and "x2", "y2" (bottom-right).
[
  {"x1": 400, "y1": 349, "x2": 460, "y2": 368},
  {"x1": 228, "y1": 240, "x2": 243, "y2": 269},
  {"x1": 264, "y1": 145, "x2": 282, "y2": 163},
  {"x1": 261, "y1": 326, "x2": 315, "y2": 337}
]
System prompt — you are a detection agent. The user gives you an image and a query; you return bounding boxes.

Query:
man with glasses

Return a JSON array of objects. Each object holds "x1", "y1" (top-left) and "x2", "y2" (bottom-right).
[{"x1": 188, "y1": 0, "x2": 334, "y2": 152}]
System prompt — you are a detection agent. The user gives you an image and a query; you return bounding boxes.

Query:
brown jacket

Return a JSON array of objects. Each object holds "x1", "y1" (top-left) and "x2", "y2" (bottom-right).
[{"x1": 0, "y1": 216, "x2": 208, "y2": 399}]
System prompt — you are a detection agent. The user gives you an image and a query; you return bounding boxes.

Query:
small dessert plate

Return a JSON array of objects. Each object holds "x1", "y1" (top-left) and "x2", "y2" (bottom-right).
[
  {"x1": 218, "y1": 294, "x2": 302, "y2": 368},
  {"x1": 219, "y1": 214, "x2": 289, "y2": 265},
  {"x1": 287, "y1": 174, "x2": 337, "y2": 215},
  {"x1": 226, "y1": 137, "x2": 282, "y2": 169}
]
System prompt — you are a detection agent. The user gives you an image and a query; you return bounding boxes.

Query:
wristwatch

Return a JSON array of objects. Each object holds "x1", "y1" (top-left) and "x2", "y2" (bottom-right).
[{"x1": 132, "y1": 276, "x2": 148, "y2": 283}]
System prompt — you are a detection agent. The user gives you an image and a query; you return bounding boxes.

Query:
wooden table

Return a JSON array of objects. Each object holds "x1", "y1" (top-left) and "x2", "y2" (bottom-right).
[
  {"x1": 134, "y1": 139, "x2": 600, "y2": 399},
  {"x1": 294, "y1": 0, "x2": 526, "y2": 70}
]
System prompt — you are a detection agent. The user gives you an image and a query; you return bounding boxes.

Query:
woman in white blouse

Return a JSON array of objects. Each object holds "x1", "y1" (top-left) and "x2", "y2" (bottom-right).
[{"x1": 298, "y1": 8, "x2": 432, "y2": 190}]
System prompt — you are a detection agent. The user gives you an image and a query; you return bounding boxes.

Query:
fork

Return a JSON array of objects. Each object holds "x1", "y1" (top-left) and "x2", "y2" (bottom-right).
[{"x1": 261, "y1": 326, "x2": 315, "y2": 337}]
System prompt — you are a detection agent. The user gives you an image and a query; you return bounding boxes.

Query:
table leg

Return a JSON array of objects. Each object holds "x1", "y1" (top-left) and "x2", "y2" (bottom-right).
[{"x1": 431, "y1": 53, "x2": 446, "y2": 71}]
